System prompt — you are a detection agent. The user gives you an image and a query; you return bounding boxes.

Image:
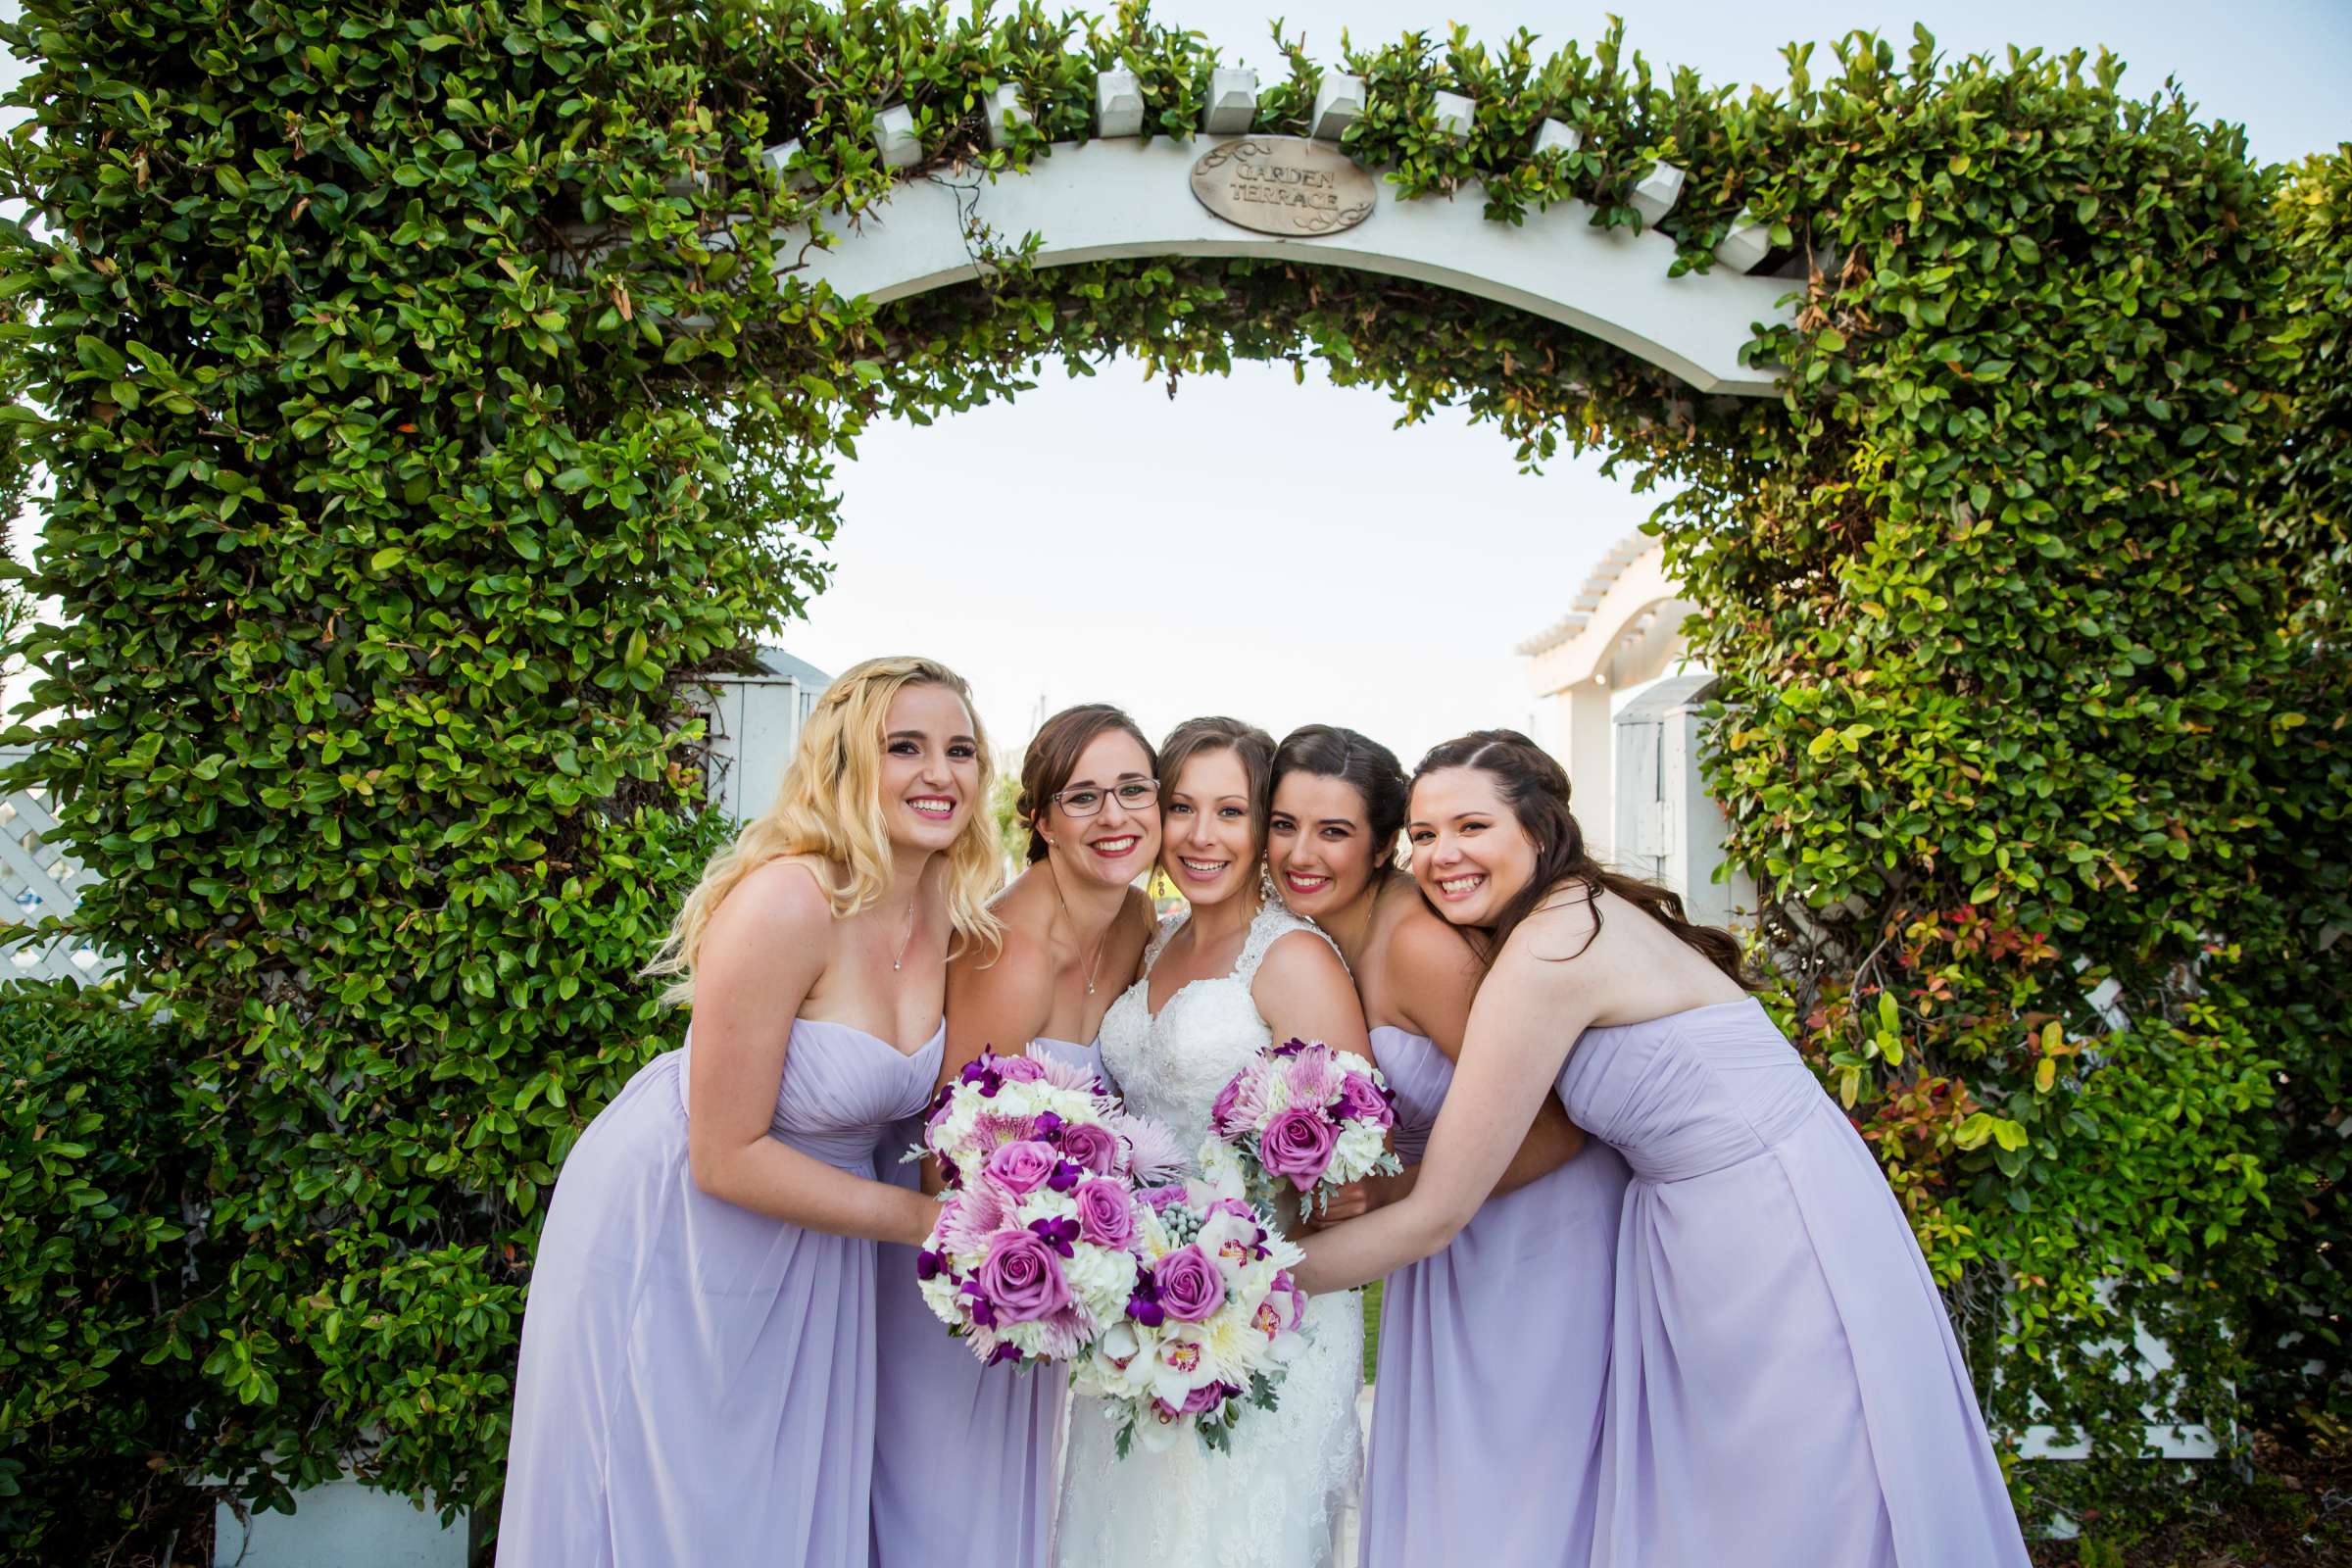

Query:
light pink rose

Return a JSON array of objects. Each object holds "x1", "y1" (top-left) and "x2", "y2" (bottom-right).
[{"x1": 984, "y1": 1140, "x2": 1059, "y2": 1196}]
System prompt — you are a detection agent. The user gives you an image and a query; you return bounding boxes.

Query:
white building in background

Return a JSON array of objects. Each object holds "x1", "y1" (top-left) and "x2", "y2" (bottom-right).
[
  {"x1": 1517, "y1": 534, "x2": 1752, "y2": 929},
  {"x1": 698, "y1": 647, "x2": 830, "y2": 824}
]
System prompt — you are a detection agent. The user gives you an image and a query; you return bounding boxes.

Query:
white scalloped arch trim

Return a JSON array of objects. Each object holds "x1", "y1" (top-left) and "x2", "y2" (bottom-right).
[{"x1": 776, "y1": 136, "x2": 1794, "y2": 398}]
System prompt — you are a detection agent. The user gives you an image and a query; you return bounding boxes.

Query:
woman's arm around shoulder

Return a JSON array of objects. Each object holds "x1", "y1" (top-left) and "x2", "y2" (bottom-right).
[
  {"x1": 1294, "y1": 893, "x2": 1621, "y2": 1293},
  {"x1": 682, "y1": 857, "x2": 936, "y2": 1247},
  {"x1": 1250, "y1": 924, "x2": 1372, "y2": 1056},
  {"x1": 1386, "y1": 907, "x2": 1586, "y2": 1196}
]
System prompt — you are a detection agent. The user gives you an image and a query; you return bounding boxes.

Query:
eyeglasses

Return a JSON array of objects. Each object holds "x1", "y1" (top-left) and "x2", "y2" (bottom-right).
[{"x1": 1053, "y1": 778, "x2": 1160, "y2": 817}]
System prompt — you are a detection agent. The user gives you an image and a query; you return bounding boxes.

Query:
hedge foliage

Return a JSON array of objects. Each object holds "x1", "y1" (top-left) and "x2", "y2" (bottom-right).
[{"x1": 0, "y1": 0, "x2": 2341, "y2": 1558}]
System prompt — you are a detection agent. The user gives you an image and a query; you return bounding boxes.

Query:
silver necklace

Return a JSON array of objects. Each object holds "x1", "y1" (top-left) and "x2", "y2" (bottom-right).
[
  {"x1": 1050, "y1": 867, "x2": 1107, "y2": 996},
  {"x1": 891, "y1": 895, "x2": 917, "y2": 972}
]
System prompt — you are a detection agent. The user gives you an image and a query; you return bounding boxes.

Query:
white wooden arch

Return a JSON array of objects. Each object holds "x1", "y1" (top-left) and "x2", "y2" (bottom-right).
[{"x1": 772, "y1": 74, "x2": 1794, "y2": 398}]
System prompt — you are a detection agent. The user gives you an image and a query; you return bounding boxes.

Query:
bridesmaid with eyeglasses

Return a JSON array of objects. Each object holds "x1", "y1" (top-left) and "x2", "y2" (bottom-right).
[{"x1": 870, "y1": 704, "x2": 1163, "y2": 1567}]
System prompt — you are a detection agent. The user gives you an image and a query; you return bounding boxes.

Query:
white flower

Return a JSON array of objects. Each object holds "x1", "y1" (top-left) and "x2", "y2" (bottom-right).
[
  {"x1": 1061, "y1": 1242, "x2": 1141, "y2": 1317},
  {"x1": 1195, "y1": 1209, "x2": 1261, "y2": 1281},
  {"x1": 1149, "y1": 1324, "x2": 1221, "y2": 1406},
  {"x1": 1333, "y1": 1119, "x2": 1389, "y2": 1179},
  {"x1": 917, "y1": 1271, "x2": 963, "y2": 1327},
  {"x1": 1134, "y1": 1401, "x2": 1187, "y2": 1453},
  {"x1": 1194, "y1": 1139, "x2": 1250, "y2": 1201}
]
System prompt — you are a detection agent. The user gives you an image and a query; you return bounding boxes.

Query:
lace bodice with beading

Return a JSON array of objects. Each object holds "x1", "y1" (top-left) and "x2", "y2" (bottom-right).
[
  {"x1": 1055, "y1": 901, "x2": 1365, "y2": 1568},
  {"x1": 1096, "y1": 904, "x2": 1332, "y2": 1155}
]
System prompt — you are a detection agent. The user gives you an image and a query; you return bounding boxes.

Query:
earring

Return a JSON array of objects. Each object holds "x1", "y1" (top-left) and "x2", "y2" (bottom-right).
[{"x1": 1259, "y1": 859, "x2": 1282, "y2": 906}]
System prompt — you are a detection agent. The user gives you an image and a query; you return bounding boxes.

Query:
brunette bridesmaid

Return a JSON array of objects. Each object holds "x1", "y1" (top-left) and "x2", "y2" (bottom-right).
[
  {"x1": 870, "y1": 704, "x2": 1162, "y2": 1566},
  {"x1": 1266, "y1": 725, "x2": 1627, "y2": 1567},
  {"x1": 499, "y1": 657, "x2": 1003, "y2": 1568},
  {"x1": 1296, "y1": 731, "x2": 2029, "y2": 1567}
]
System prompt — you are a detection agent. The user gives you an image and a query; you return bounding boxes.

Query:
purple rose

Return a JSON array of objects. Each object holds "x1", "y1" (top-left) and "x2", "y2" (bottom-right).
[
  {"x1": 1180, "y1": 1382, "x2": 1229, "y2": 1414},
  {"x1": 995, "y1": 1054, "x2": 1046, "y2": 1083},
  {"x1": 1259, "y1": 1106, "x2": 1338, "y2": 1192},
  {"x1": 984, "y1": 1140, "x2": 1059, "y2": 1196},
  {"x1": 1337, "y1": 1071, "x2": 1396, "y2": 1129},
  {"x1": 1152, "y1": 1245, "x2": 1228, "y2": 1323},
  {"x1": 1138, "y1": 1183, "x2": 1188, "y2": 1212},
  {"x1": 1074, "y1": 1179, "x2": 1137, "y2": 1249},
  {"x1": 977, "y1": 1228, "x2": 1073, "y2": 1324},
  {"x1": 1057, "y1": 1121, "x2": 1118, "y2": 1174}
]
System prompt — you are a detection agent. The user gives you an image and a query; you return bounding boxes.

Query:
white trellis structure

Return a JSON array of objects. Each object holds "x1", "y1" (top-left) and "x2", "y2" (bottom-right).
[
  {"x1": 0, "y1": 746, "x2": 112, "y2": 983},
  {"x1": 776, "y1": 70, "x2": 1796, "y2": 400}
]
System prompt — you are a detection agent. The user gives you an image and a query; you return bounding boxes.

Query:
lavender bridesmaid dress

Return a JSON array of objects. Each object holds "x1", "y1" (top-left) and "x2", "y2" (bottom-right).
[
  {"x1": 1360, "y1": 1026, "x2": 1630, "y2": 1568},
  {"x1": 498, "y1": 1018, "x2": 944, "y2": 1568},
  {"x1": 1557, "y1": 1000, "x2": 2029, "y2": 1566},
  {"x1": 869, "y1": 1036, "x2": 1103, "y2": 1567}
]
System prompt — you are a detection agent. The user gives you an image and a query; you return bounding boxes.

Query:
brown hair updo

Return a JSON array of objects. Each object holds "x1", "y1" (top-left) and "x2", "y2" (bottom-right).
[
  {"x1": 1014, "y1": 703, "x2": 1158, "y2": 863},
  {"x1": 1158, "y1": 716, "x2": 1277, "y2": 857},
  {"x1": 1271, "y1": 724, "x2": 1410, "y2": 872},
  {"x1": 1412, "y1": 728, "x2": 1753, "y2": 988}
]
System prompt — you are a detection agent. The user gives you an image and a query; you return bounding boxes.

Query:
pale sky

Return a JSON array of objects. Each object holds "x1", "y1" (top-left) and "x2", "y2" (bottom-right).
[
  {"x1": 792, "y1": 0, "x2": 2352, "y2": 763},
  {"x1": 4, "y1": 1, "x2": 2346, "y2": 764}
]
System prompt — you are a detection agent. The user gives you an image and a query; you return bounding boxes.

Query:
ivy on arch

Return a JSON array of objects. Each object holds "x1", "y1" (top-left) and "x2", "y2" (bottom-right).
[{"x1": 0, "y1": 0, "x2": 2340, "y2": 1555}]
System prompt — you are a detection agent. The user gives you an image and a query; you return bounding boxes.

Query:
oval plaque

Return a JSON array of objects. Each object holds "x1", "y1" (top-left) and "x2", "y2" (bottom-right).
[{"x1": 1190, "y1": 137, "x2": 1376, "y2": 238}]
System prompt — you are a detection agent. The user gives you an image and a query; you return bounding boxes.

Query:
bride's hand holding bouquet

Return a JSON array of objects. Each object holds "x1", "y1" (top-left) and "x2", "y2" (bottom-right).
[{"x1": 1208, "y1": 1038, "x2": 1405, "y2": 1225}]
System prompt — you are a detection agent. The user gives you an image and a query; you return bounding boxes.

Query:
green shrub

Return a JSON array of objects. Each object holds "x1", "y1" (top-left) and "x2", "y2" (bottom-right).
[{"x1": 0, "y1": 983, "x2": 204, "y2": 1557}]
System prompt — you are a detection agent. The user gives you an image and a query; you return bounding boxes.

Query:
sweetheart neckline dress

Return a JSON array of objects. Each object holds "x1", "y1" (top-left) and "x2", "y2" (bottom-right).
[{"x1": 499, "y1": 1017, "x2": 942, "y2": 1568}]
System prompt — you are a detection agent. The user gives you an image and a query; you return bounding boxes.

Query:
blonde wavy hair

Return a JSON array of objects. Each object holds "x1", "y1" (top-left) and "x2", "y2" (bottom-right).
[{"x1": 649, "y1": 655, "x2": 1004, "y2": 1004}]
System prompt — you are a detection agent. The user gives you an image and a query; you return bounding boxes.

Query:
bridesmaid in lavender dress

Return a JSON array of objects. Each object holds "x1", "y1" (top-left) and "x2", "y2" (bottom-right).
[
  {"x1": 871, "y1": 705, "x2": 1161, "y2": 1566},
  {"x1": 498, "y1": 657, "x2": 1007, "y2": 1568},
  {"x1": 1298, "y1": 731, "x2": 2030, "y2": 1567},
  {"x1": 1266, "y1": 725, "x2": 1627, "y2": 1567}
]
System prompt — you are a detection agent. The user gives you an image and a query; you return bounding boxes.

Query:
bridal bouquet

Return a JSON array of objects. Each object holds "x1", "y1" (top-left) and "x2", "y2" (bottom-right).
[
  {"x1": 911, "y1": 1049, "x2": 1186, "y2": 1368},
  {"x1": 1210, "y1": 1038, "x2": 1403, "y2": 1217},
  {"x1": 1069, "y1": 1150, "x2": 1311, "y2": 1457}
]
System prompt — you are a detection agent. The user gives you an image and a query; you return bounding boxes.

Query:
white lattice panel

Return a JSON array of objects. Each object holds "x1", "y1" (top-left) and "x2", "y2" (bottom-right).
[{"x1": 0, "y1": 747, "x2": 113, "y2": 983}]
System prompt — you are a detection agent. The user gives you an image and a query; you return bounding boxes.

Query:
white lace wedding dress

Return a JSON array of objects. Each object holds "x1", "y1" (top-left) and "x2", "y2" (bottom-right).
[{"x1": 1054, "y1": 903, "x2": 1364, "y2": 1567}]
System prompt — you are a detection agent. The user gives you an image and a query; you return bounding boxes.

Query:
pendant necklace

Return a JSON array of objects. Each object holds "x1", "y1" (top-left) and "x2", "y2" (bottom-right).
[
  {"x1": 1051, "y1": 868, "x2": 1107, "y2": 996},
  {"x1": 892, "y1": 895, "x2": 917, "y2": 972}
]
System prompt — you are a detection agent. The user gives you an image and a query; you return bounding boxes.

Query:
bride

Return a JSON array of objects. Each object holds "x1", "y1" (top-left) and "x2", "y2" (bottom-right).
[{"x1": 1055, "y1": 717, "x2": 1372, "y2": 1567}]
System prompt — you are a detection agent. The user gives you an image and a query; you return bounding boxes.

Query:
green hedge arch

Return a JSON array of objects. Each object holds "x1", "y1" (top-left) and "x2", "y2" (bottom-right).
[{"x1": 0, "y1": 0, "x2": 2341, "y2": 1557}]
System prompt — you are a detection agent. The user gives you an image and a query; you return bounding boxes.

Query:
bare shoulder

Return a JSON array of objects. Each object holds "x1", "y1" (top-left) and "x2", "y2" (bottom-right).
[
  {"x1": 708, "y1": 856, "x2": 836, "y2": 949},
  {"x1": 954, "y1": 917, "x2": 1054, "y2": 996},
  {"x1": 1256, "y1": 923, "x2": 1351, "y2": 989},
  {"x1": 694, "y1": 857, "x2": 837, "y2": 1017},
  {"x1": 1379, "y1": 899, "x2": 1482, "y2": 1039},
  {"x1": 1492, "y1": 884, "x2": 1615, "y2": 1001},
  {"x1": 1386, "y1": 900, "x2": 1483, "y2": 998}
]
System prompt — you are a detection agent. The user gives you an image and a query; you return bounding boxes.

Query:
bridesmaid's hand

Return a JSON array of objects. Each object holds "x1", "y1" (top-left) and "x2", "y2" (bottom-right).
[{"x1": 1306, "y1": 1166, "x2": 1416, "y2": 1230}]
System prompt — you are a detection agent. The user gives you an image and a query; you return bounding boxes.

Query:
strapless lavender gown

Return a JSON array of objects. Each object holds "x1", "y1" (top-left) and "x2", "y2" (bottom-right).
[
  {"x1": 1558, "y1": 999, "x2": 2028, "y2": 1566},
  {"x1": 499, "y1": 1018, "x2": 945, "y2": 1568},
  {"x1": 870, "y1": 1037, "x2": 1103, "y2": 1567},
  {"x1": 1360, "y1": 1026, "x2": 1629, "y2": 1568}
]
